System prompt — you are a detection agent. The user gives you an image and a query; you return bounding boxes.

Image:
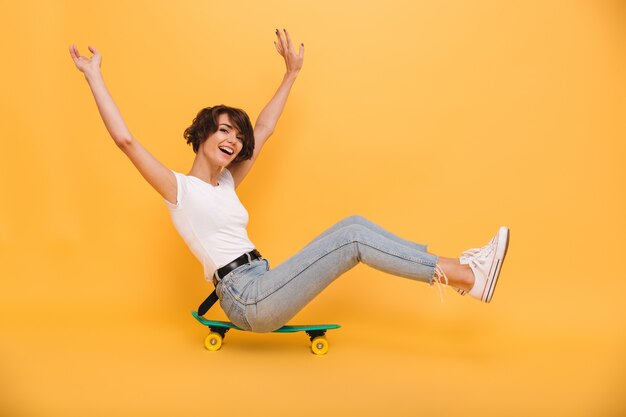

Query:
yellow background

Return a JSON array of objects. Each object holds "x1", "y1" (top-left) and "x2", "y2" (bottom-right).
[{"x1": 1, "y1": 0, "x2": 625, "y2": 415}]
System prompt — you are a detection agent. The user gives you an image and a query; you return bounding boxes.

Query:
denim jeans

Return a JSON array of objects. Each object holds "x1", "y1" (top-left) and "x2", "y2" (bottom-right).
[{"x1": 216, "y1": 215, "x2": 438, "y2": 333}]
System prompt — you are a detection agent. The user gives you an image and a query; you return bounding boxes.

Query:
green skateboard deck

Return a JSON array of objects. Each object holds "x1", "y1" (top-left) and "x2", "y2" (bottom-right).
[{"x1": 192, "y1": 311, "x2": 340, "y2": 355}]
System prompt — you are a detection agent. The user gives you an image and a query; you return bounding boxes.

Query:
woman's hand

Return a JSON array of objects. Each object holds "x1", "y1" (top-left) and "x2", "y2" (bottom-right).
[
  {"x1": 274, "y1": 28, "x2": 304, "y2": 75},
  {"x1": 68, "y1": 44, "x2": 102, "y2": 75}
]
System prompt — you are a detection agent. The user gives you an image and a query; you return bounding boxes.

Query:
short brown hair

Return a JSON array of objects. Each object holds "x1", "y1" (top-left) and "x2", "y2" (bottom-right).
[{"x1": 183, "y1": 105, "x2": 255, "y2": 163}]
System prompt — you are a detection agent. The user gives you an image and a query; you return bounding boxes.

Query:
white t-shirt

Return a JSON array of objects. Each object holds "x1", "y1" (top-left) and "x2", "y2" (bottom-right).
[{"x1": 164, "y1": 168, "x2": 256, "y2": 280}]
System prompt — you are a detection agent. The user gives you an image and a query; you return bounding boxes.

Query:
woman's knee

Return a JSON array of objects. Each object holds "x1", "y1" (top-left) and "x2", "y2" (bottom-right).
[
  {"x1": 341, "y1": 214, "x2": 369, "y2": 227},
  {"x1": 334, "y1": 222, "x2": 370, "y2": 244}
]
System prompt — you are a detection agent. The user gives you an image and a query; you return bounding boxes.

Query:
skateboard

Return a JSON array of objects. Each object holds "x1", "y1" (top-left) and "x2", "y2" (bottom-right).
[{"x1": 192, "y1": 311, "x2": 341, "y2": 355}]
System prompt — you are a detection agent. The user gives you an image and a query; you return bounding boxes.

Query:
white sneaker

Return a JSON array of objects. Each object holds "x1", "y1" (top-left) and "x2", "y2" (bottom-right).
[{"x1": 460, "y1": 226, "x2": 510, "y2": 303}]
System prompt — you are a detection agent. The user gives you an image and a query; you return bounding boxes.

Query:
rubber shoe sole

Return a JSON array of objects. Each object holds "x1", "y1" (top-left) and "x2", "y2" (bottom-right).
[{"x1": 482, "y1": 226, "x2": 510, "y2": 303}]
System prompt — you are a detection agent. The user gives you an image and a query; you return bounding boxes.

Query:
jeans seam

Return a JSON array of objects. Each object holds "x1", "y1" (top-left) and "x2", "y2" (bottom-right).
[
  {"x1": 252, "y1": 238, "x2": 436, "y2": 304},
  {"x1": 221, "y1": 285, "x2": 252, "y2": 329}
]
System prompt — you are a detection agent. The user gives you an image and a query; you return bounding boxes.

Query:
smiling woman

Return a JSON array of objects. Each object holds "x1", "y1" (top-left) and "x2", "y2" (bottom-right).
[
  {"x1": 183, "y1": 105, "x2": 254, "y2": 161},
  {"x1": 185, "y1": 111, "x2": 253, "y2": 187},
  {"x1": 69, "y1": 28, "x2": 510, "y2": 335}
]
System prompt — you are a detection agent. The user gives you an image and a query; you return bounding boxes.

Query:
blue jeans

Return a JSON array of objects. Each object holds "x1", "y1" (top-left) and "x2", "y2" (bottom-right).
[{"x1": 216, "y1": 215, "x2": 438, "y2": 333}]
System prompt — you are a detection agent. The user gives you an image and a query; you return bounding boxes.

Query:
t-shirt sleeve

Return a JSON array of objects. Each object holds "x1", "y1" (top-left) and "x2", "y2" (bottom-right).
[{"x1": 163, "y1": 171, "x2": 184, "y2": 210}]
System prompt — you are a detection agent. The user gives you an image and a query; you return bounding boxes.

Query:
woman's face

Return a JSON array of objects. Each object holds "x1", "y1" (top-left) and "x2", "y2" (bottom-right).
[{"x1": 202, "y1": 113, "x2": 244, "y2": 166}]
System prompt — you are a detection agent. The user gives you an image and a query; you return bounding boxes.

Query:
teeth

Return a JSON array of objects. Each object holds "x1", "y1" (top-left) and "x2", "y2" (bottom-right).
[{"x1": 219, "y1": 147, "x2": 233, "y2": 155}]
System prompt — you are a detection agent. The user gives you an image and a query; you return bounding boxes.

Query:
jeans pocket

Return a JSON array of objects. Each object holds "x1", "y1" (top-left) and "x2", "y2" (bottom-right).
[
  {"x1": 219, "y1": 288, "x2": 251, "y2": 330},
  {"x1": 218, "y1": 289, "x2": 236, "y2": 318},
  {"x1": 222, "y1": 260, "x2": 266, "y2": 299}
]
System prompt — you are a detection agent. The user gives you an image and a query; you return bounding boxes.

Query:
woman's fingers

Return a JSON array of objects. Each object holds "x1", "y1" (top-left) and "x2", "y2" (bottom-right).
[
  {"x1": 69, "y1": 44, "x2": 99, "y2": 59},
  {"x1": 283, "y1": 28, "x2": 293, "y2": 52},
  {"x1": 69, "y1": 44, "x2": 80, "y2": 61},
  {"x1": 69, "y1": 44, "x2": 86, "y2": 67},
  {"x1": 273, "y1": 28, "x2": 304, "y2": 72},
  {"x1": 90, "y1": 45, "x2": 102, "y2": 67},
  {"x1": 69, "y1": 44, "x2": 92, "y2": 61},
  {"x1": 274, "y1": 41, "x2": 284, "y2": 56},
  {"x1": 275, "y1": 28, "x2": 286, "y2": 54},
  {"x1": 275, "y1": 28, "x2": 302, "y2": 56},
  {"x1": 69, "y1": 44, "x2": 103, "y2": 72}
]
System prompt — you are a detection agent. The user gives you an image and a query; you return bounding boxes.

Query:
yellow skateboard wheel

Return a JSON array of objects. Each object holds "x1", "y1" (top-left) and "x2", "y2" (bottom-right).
[
  {"x1": 311, "y1": 336, "x2": 329, "y2": 355},
  {"x1": 204, "y1": 332, "x2": 223, "y2": 351}
]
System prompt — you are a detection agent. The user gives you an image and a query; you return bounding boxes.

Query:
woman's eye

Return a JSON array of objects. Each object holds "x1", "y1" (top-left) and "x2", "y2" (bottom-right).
[
  {"x1": 237, "y1": 137, "x2": 243, "y2": 142},
  {"x1": 220, "y1": 128, "x2": 228, "y2": 133}
]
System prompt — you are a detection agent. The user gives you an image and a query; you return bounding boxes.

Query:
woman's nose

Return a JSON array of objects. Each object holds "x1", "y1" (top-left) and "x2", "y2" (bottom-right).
[{"x1": 227, "y1": 134, "x2": 239, "y2": 145}]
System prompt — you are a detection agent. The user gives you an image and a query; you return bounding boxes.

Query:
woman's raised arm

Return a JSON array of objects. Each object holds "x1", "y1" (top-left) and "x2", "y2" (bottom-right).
[
  {"x1": 228, "y1": 29, "x2": 304, "y2": 188},
  {"x1": 69, "y1": 44, "x2": 177, "y2": 204},
  {"x1": 254, "y1": 28, "x2": 304, "y2": 139}
]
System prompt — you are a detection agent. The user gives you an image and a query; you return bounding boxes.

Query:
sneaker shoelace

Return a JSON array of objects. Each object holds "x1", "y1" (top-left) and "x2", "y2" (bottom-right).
[
  {"x1": 456, "y1": 237, "x2": 498, "y2": 297},
  {"x1": 434, "y1": 265, "x2": 470, "y2": 299},
  {"x1": 460, "y1": 237, "x2": 497, "y2": 264},
  {"x1": 432, "y1": 264, "x2": 449, "y2": 303}
]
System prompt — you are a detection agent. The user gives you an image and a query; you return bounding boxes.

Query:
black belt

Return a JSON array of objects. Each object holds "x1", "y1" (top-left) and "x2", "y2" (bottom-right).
[
  {"x1": 212, "y1": 249, "x2": 262, "y2": 285},
  {"x1": 197, "y1": 249, "x2": 262, "y2": 316}
]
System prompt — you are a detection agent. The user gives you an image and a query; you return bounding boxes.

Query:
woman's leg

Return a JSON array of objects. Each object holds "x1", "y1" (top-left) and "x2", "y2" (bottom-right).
[
  {"x1": 301, "y1": 216, "x2": 472, "y2": 291},
  {"x1": 432, "y1": 255, "x2": 474, "y2": 291},
  {"x1": 302, "y1": 215, "x2": 429, "y2": 253},
  {"x1": 245, "y1": 222, "x2": 443, "y2": 332}
]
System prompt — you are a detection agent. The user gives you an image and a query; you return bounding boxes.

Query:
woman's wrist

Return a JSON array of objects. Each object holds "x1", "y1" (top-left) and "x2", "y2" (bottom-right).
[
  {"x1": 284, "y1": 70, "x2": 300, "y2": 81},
  {"x1": 84, "y1": 68, "x2": 103, "y2": 83}
]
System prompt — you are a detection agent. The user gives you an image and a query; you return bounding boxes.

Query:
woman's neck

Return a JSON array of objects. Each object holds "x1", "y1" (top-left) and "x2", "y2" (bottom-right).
[{"x1": 188, "y1": 155, "x2": 224, "y2": 186}]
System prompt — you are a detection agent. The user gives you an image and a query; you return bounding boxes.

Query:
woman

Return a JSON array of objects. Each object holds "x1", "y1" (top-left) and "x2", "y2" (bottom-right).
[{"x1": 69, "y1": 29, "x2": 510, "y2": 333}]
